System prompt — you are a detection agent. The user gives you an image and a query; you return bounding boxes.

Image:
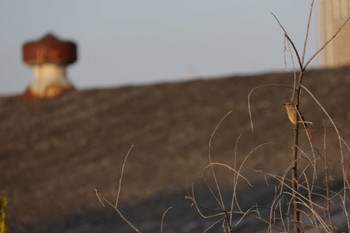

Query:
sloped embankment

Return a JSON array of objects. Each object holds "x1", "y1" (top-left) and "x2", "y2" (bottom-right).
[{"x1": 1, "y1": 67, "x2": 350, "y2": 232}]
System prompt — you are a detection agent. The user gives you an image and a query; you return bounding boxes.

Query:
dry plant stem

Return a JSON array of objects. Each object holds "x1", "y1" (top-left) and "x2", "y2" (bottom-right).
[
  {"x1": 292, "y1": 74, "x2": 303, "y2": 233},
  {"x1": 186, "y1": 111, "x2": 236, "y2": 232},
  {"x1": 208, "y1": 110, "x2": 232, "y2": 211},
  {"x1": 187, "y1": 184, "x2": 225, "y2": 219},
  {"x1": 203, "y1": 163, "x2": 252, "y2": 187},
  {"x1": 272, "y1": 175, "x2": 327, "y2": 211},
  {"x1": 115, "y1": 145, "x2": 134, "y2": 207},
  {"x1": 300, "y1": 84, "x2": 350, "y2": 230},
  {"x1": 285, "y1": 40, "x2": 298, "y2": 102},
  {"x1": 270, "y1": 12, "x2": 303, "y2": 71},
  {"x1": 203, "y1": 219, "x2": 225, "y2": 233},
  {"x1": 267, "y1": 140, "x2": 304, "y2": 232},
  {"x1": 160, "y1": 206, "x2": 173, "y2": 233},
  {"x1": 272, "y1": 10, "x2": 306, "y2": 232},
  {"x1": 301, "y1": 0, "x2": 315, "y2": 65},
  {"x1": 194, "y1": 111, "x2": 276, "y2": 232},
  {"x1": 195, "y1": 4, "x2": 350, "y2": 231},
  {"x1": 248, "y1": 84, "x2": 295, "y2": 132},
  {"x1": 229, "y1": 135, "x2": 242, "y2": 226},
  {"x1": 289, "y1": 192, "x2": 333, "y2": 232},
  {"x1": 304, "y1": 15, "x2": 350, "y2": 70},
  {"x1": 229, "y1": 142, "x2": 275, "y2": 228},
  {"x1": 206, "y1": 111, "x2": 236, "y2": 232},
  {"x1": 95, "y1": 189, "x2": 141, "y2": 233},
  {"x1": 270, "y1": 177, "x2": 331, "y2": 230},
  {"x1": 95, "y1": 145, "x2": 141, "y2": 233},
  {"x1": 323, "y1": 121, "x2": 335, "y2": 232}
]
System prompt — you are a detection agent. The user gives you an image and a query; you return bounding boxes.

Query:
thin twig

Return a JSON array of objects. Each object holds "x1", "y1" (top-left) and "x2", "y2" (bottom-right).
[
  {"x1": 285, "y1": 39, "x2": 298, "y2": 102},
  {"x1": 160, "y1": 206, "x2": 173, "y2": 233},
  {"x1": 301, "y1": 0, "x2": 315, "y2": 66},
  {"x1": 304, "y1": 16, "x2": 350, "y2": 70},
  {"x1": 248, "y1": 84, "x2": 294, "y2": 132},
  {"x1": 300, "y1": 84, "x2": 350, "y2": 230},
  {"x1": 116, "y1": 145, "x2": 134, "y2": 207},
  {"x1": 322, "y1": 121, "x2": 335, "y2": 232},
  {"x1": 208, "y1": 111, "x2": 232, "y2": 210},
  {"x1": 203, "y1": 162, "x2": 252, "y2": 187},
  {"x1": 270, "y1": 12, "x2": 303, "y2": 71},
  {"x1": 94, "y1": 145, "x2": 141, "y2": 233},
  {"x1": 187, "y1": 184, "x2": 225, "y2": 219},
  {"x1": 230, "y1": 134, "x2": 242, "y2": 225}
]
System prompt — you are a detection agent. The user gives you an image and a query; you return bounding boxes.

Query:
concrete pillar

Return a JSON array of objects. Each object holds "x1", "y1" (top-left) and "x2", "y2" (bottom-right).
[{"x1": 319, "y1": 0, "x2": 350, "y2": 68}]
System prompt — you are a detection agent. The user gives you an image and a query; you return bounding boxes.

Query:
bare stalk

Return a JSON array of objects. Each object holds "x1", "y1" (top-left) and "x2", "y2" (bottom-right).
[
  {"x1": 248, "y1": 84, "x2": 295, "y2": 132},
  {"x1": 301, "y1": 0, "x2": 315, "y2": 66},
  {"x1": 304, "y1": 15, "x2": 350, "y2": 70},
  {"x1": 160, "y1": 207, "x2": 173, "y2": 233},
  {"x1": 323, "y1": 120, "x2": 335, "y2": 232},
  {"x1": 116, "y1": 145, "x2": 134, "y2": 207},
  {"x1": 207, "y1": 110, "x2": 232, "y2": 211},
  {"x1": 292, "y1": 121, "x2": 300, "y2": 233},
  {"x1": 95, "y1": 145, "x2": 141, "y2": 233}
]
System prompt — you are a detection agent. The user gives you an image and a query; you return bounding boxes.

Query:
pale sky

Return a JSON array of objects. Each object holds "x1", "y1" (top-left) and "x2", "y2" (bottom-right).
[{"x1": 0, "y1": 0, "x2": 319, "y2": 95}]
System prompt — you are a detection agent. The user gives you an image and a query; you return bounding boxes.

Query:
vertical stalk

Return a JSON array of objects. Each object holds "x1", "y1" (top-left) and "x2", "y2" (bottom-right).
[
  {"x1": 292, "y1": 70, "x2": 304, "y2": 233},
  {"x1": 323, "y1": 120, "x2": 335, "y2": 231},
  {"x1": 292, "y1": 123, "x2": 300, "y2": 233}
]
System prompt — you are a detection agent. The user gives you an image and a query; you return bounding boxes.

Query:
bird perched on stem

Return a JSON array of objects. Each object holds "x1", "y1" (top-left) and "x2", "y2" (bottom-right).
[{"x1": 283, "y1": 102, "x2": 312, "y2": 139}]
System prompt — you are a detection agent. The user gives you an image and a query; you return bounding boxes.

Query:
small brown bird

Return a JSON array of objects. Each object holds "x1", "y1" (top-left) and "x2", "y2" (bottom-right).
[
  {"x1": 283, "y1": 102, "x2": 312, "y2": 138},
  {"x1": 283, "y1": 102, "x2": 298, "y2": 125}
]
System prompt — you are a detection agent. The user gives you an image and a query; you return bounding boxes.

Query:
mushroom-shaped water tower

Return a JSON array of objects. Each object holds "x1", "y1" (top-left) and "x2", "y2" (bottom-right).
[{"x1": 21, "y1": 33, "x2": 77, "y2": 99}]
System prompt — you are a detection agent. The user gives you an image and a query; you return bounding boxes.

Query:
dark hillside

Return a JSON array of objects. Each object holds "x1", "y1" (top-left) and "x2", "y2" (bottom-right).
[{"x1": 1, "y1": 67, "x2": 350, "y2": 232}]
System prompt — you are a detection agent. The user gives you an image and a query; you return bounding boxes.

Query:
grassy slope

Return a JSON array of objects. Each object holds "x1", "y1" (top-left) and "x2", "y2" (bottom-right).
[{"x1": 1, "y1": 67, "x2": 350, "y2": 232}]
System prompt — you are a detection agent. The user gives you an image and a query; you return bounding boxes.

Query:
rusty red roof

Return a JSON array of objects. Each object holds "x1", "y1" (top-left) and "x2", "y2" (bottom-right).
[{"x1": 22, "y1": 33, "x2": 77, "y2": 65}]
